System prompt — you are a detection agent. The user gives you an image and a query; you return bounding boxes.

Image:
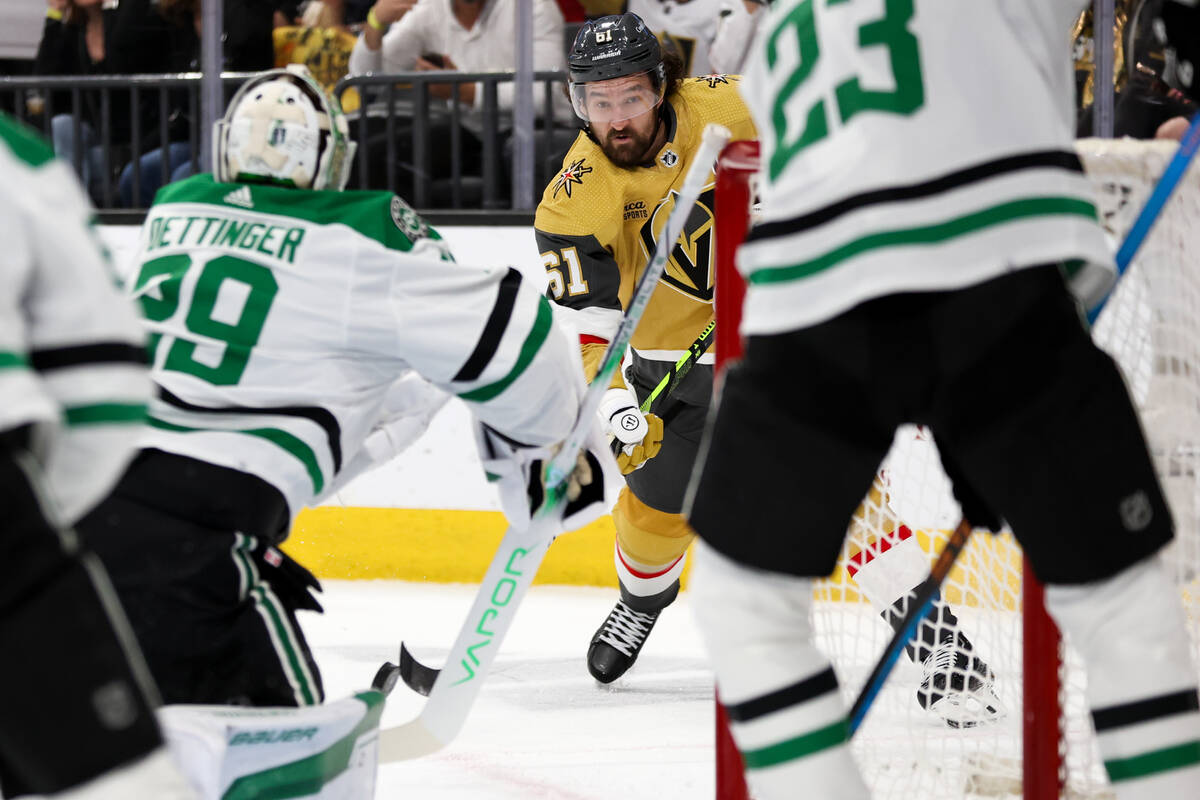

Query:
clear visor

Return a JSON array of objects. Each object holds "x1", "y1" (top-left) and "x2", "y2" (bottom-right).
[{"x1": 569, "y1": 70, "x2": 666, "y2": 123}]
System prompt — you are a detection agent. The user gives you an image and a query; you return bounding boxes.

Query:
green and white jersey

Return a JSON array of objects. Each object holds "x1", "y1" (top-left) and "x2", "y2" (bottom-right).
[
  {"x1": 131, "y1": 174, "x2": 580, "y2": 521},
  {"x1": 0, "y1": 112, "x2": 150, "y2": 523},
  {"x1": 737, "y1": 0, "x2": 1115, "y2": 334}
]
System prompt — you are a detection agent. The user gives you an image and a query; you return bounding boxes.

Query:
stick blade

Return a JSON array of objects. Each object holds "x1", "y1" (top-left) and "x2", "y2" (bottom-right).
[
  {"x1": 399, "y1": 642, "x2": 440, "y2": 697},
  {"x1": 378, "y1": 717, "x2": 449, "y2": 762}
]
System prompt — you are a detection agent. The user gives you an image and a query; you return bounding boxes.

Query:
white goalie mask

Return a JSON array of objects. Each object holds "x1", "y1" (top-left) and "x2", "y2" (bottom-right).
[{"x1": 214, "y1": 65, "x2": 356, "y2": 191}]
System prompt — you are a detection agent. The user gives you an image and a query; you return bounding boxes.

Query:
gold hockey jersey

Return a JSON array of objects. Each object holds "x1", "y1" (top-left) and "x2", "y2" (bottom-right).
[{"x1": 534, "y1": 76, "x2": 756, "y2": 379}]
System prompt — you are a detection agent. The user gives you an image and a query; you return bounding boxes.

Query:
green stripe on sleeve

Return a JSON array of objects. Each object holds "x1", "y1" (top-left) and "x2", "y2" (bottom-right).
[
  {"x1": 740, "y1": 718, "x2": 849, "y2": 769},
  {"x1": 64, "y1": 403, "x2": 147, "y2": 426},
  {"x1": 747, "y1": 197, "x2": 1099, "y2": 286},
  {"x1": 458, "y1": 295, "x2": 554, "y2": 403},
  {"x1": 148, "y1": 417, "x2": 325, "y2": 494},
  {"x1": 0, "y1": 352, "x2": 28, "y2": 370},
  {"x1": 1106, "y1": 740, "x2": 1200, "y2": 783}
]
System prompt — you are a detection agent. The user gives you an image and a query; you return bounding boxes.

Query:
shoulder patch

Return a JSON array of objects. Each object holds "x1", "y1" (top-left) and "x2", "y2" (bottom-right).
[
  {"x1": 391, "y1": 195, "x2": 428, "y2": 241},
  {"x1": 0, "y1": 112, "x2": 55, "y2": 168},
  {"x1": 699, "y1": 74, "x2": 735, "y2": 88},
  {"x1": 552, "y1": 157, "x2": 594, "y2": 200}
]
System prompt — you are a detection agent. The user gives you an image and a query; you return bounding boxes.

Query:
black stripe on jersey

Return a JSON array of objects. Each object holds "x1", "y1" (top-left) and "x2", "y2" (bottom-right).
[
  {"x1": 453, "y1": 268, "x2": 522, "y2": 383},
  {"x1": 157, "y1": 387, "x2": 343, "y2": 473},
  {"x1": 724, "y1": 666, "x2": 840, "y2": 723},
  {"x1": 1092, "y1": 688, "x2": 1200, "y2": 732},
  {"x1": 745, "y1": 150, "x2": 1085, "y2": 244},
  {"x1": 30, "y1": 342, "x2": 147, "y2": 371}
]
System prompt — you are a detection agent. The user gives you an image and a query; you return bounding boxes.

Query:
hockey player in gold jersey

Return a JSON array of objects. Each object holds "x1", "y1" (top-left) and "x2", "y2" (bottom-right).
[
  {"x1": 537, "y1": 16, "x2": 1006, "y2": 729},
  {"x1": 535, "y1": 12, "x2": 756, "y2": 683}
]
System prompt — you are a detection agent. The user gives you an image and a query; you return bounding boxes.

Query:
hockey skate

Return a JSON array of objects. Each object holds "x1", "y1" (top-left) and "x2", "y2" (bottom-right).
[
  {"x1": 916, "y1": 638, "x2": 1005, "y2": 729},
  {"x1": 587, "y1": 580, "x2": 679, "y2": 684}
]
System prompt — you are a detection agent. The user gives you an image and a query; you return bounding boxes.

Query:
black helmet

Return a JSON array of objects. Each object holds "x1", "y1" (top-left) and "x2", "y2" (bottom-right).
[
  {"x1": 567, "y1": 13, "x2": 668, "y2": 123},
  {"x1": 568, "y1": 13, "x2": 663, "y2": 85}
]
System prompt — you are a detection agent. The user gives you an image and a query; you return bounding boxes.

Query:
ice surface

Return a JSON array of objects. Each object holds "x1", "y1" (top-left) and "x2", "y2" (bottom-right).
[{"x1": 307, "y1": 581, "x2": 717, "y2": 799}]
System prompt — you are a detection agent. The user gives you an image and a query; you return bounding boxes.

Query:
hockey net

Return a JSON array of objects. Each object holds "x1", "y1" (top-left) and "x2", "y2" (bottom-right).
[{"x1": 712, "y1": 138, "x2": 1200, "y2": 800}]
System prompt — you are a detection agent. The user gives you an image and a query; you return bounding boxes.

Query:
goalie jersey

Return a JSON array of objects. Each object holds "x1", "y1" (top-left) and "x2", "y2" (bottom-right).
[
  {"x1": 129, "y1": 174, "x2": 580, "y2": 522},
  {"x1": 534, "y1": 77, "x2": 756, "y2": 386},
  {"x1": 737, "y1": 0, "x2": 1116, "y2": 334}
]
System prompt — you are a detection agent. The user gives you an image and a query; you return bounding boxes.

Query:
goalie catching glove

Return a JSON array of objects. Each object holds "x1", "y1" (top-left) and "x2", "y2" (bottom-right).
[
  {"x1": 599, "y1": 387, "x2": 664, "y2": 475},
  {"x1": 475, "y1": 420, "x2": 621, "y2": 533}
]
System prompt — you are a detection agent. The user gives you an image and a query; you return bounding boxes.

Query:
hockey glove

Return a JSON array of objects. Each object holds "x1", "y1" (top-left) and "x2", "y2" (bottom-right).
[
  {"x1": 475, "y1": 420, "x2": 621, "y2": 533},
  {"x1": 599, "y1": 387, "x2": 664, "y2": 475},
  {"x1": 1159, "y1": 2, "x2": 1200, "y2": 102}
]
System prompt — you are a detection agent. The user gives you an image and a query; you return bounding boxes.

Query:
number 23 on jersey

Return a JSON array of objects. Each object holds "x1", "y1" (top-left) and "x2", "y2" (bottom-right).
[{"x1": 763, "y1": 0, "x2": 925, "y2": 180}]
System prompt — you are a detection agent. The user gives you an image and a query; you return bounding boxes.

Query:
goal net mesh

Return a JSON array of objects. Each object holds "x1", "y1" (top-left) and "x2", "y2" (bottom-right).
[{"x1": 726, "y1": 138, "x2": 1200, "y2": 799}]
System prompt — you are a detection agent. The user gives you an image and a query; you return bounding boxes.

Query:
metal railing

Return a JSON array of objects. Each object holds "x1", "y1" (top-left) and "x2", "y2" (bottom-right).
[
  {"x1": 0, "y1": 71, "x2": 580, "y2": 214},
  {"x1": 333, "y1": 70, "x2": 577, "y2": 211}
]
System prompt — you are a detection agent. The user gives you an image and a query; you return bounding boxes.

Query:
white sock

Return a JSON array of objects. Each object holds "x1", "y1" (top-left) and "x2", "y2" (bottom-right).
[
  {"x1": 691, "y1": 540, "x2": 870, "y2": 800},
  {"x1": 1046, "y1": 556, "x2": 1200, "y2": 799}
]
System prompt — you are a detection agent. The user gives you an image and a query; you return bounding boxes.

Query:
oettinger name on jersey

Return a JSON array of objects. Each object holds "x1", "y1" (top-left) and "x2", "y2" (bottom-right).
[{"x1": 145, "y1": 215, "x2": 306, "y2": 264}]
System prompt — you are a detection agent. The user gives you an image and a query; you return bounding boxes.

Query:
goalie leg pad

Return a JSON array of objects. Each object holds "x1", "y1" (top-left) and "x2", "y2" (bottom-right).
[
  {"x1": 158, "y1": 691, "x2": 385, "y2": 800},
  {"x1": 1046, "y1": 556, "x2": 1200, "y2": 798},
  {"x1": 691, "y1": 541, "x2": 870, "y2": 800}
]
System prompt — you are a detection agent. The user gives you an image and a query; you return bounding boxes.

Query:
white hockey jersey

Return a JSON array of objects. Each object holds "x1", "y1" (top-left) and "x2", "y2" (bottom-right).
[
  {"x1": 129, "y1": 174, "x2": 583, "y2": 521},
  {"x1": 0, "y1": 113, "x2": 151, "y2": 523},
  {"x1": 630, "y1": 0, "x2": 723, "y2": 76},
  {"x1": 737, "y1": 0, "x2": 1115, "y2": 334}
]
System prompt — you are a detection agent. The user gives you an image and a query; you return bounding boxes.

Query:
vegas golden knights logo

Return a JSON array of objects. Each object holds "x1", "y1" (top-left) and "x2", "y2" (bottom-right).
[{"x1": 638, "y1": 187, "x2": 715, "y2": 302}]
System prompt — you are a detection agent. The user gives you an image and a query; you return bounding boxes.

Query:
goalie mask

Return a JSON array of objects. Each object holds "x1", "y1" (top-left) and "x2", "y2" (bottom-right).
[
  {"x1": 567, "y1": 13, "x2": 667, "y2": 124},
  {"x1": 214, "y1": 65, "x2": 356, "y2": 191}
]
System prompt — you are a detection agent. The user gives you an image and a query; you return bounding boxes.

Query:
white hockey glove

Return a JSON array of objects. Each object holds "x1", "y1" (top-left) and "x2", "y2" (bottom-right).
[
  {"x1": 475, "y1": 419, "x2": 620, "y2": 533},
  {"x1": 599, "y1": 387, "x2": 664, "y2": 475}
]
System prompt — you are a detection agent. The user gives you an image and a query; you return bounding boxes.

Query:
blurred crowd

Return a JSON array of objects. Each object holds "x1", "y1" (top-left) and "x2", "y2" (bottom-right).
[{"x1": 0, "y1": 0, "x2": 1192, "y2": 210}]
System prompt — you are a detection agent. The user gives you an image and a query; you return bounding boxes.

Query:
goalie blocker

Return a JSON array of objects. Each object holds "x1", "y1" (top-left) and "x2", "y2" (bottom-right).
[{"x1": 689, "y1": 263, "x2": 1172, "y2": 585}]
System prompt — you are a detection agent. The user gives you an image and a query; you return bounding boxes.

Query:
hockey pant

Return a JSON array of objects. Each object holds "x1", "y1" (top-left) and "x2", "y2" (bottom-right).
[
  {"x1": 0, "y1": 429, "x2": 165, "y2": 797},
  {"x1": 79, "y1": 450, "x2": 324, "y2": 708}
]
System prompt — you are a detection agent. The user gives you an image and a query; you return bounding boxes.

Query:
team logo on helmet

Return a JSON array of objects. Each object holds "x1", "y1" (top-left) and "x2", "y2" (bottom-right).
[{"x1": 553, "y1": 158, "x2": 594, "y2": 199}]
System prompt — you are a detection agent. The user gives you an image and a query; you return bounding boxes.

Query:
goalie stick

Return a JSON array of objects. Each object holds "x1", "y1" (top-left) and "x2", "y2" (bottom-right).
[
  {"x1": 375, "y1": 123, "x2": 734, "y2": 761},
  {"x1": 848, "y1": 116, "x2": 1200, "y2": 735},
  {"x1": 396, "y1": 318, "x2": 720, "y2": 698}
]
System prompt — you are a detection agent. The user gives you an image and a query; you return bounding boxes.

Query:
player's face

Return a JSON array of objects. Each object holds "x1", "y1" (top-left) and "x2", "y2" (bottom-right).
[{"x1": 585, "y1": 75, "x2": 663, "y2": 168}]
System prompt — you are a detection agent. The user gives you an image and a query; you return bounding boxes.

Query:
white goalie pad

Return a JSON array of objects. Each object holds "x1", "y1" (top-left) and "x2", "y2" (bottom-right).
[{"x1": 158, "y1": 690, "x2": 385, "y2": 800}]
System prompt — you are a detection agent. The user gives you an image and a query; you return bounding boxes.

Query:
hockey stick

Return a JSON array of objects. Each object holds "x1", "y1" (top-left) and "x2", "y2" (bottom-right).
[
  {"x1": 847, "y1": 518, "x2": 971, "y2": 735},
  {"x1": 1087, "y1": 110, "x2": 1200, "y2": 325},
  {"x1": 398, "y1": 317, "x2": 719, "y2": 699},
  {"x1": 847, "y1": 118, "x2": 1200, "y2": 735},
  {"x1": 607, "y1": 318, "x2": 717, "y2": 456},
  {"x1": 376, "y1": 123, "x2": 734, "y2": 761}
]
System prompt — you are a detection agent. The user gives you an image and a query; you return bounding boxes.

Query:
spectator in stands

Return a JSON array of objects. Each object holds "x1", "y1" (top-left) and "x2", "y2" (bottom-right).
[
  {"x1": 346, "y1": 0, "x2": 575, "y2": 204},
  {"x1": 33, "y1": 0, "x2": 176, "y2": 202},
  {"x1": 35, "y1": 0, "x2": 111, "y2": 200},
  {"x1": 116, "y1": 0, "x2": 288, "y2": 207},
  {"x1": 274, "y1": 0, "x2": 363, "y2": 113},
  {"x1": 709, "y1": 0, "x2": 764, "y2": 75},
  {"x1": 1074, "y1": 0, "x2": 1196, "y2": 139}
]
